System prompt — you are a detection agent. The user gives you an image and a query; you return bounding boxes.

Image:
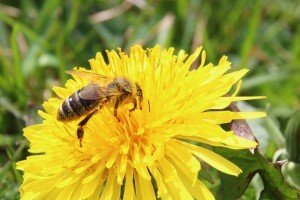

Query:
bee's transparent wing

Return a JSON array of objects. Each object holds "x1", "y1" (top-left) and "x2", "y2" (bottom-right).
[
  {"x1": 79, "y1": 83, "x2": 120, "y2": 100},
  {"x1": 66, "y1": 70, "x2": 113, "y2": 84}
]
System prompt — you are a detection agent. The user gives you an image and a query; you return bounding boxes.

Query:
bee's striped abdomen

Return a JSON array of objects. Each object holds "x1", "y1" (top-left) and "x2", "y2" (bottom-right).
[{"x1": 57, "y1": 89, "x2": 99, "y2": 121}]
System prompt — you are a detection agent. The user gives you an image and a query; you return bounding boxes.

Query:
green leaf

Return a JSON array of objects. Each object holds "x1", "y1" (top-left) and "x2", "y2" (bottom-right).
[
  {"x1": 285, "y1": 109, "x2": 300, "y2": 162},
  {"x1": 215, "y1": 148, "x2": 299, "y2": 200},
  {"x1": 215, "y1": 105, "x2": 299, "y2": 199},
  {"x1": 282, "y1": 161, "x2": 300, "y2": 190}
]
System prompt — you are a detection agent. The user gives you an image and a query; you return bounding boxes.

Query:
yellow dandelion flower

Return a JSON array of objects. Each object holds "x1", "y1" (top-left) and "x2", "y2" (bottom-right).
[{"x1": 17, "y1": 45, "x2": 266, "y2": 200}]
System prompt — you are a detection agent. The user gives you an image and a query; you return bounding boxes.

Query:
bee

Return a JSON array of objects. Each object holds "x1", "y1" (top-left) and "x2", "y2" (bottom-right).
[{"x1": 57, "y1": 70, "x2": 143, "y2": 147}]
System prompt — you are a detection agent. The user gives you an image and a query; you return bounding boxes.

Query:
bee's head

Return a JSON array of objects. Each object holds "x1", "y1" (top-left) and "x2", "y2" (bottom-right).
[{"x1": 114, "y1": 77, "x2": 133, "y2": 94}]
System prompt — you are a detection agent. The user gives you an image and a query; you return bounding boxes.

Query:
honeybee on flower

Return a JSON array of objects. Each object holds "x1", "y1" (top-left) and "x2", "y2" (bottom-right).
[{"x1": 17, "y1": 45, "x2": 265, "y2": 200}]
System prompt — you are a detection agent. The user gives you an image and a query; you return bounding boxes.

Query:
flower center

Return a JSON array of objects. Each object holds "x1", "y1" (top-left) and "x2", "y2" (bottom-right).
[{"x1": 117, "y1": 109, "x2": 156, "y2": 165}]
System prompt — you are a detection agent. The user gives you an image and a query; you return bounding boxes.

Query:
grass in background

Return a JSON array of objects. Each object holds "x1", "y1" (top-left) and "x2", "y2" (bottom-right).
[{"x1": 0, "y1": 0, "x2": 299, "y2": 199}]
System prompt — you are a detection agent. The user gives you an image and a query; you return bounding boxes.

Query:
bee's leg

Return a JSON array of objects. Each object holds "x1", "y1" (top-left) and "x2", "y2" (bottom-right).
[
  {"x1": 114, "y1": 97, "x2": 121, "y2": 119},
  {"x1": 77, "y1": 108, "x2": 99, "y2": 147},
  {"x1": 135, "y1": 83, "x2": 143, "y2": 109},
  {"x1": 129, "y1": 98, "x2": 137, "y2": 112},
  {"x1": 135, "y1": 82, "x2": 150, "y2": 112},
  {"x1": 114, "y1": 94, "x2": 127, "y2": 120},
  {"x1": 114, "y1": 99, "x2": 119, "y2": 118}
]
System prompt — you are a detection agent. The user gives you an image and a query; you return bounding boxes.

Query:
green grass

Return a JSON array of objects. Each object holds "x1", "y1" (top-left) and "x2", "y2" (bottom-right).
[{"x1": 0, "y1": 0, "x2": 299, "y2": 199}]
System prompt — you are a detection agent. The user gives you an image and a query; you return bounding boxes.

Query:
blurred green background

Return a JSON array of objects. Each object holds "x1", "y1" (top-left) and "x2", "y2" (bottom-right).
[{"x1": 0, "y1": 0, "x2": 299, "y2": 199}]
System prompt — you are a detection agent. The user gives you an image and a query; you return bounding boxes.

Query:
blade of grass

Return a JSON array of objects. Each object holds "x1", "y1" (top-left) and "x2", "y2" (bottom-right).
[
  {"x1": 176, "y1": 0, "x2": 188, "y2": 19},
  {"x1": 0, "y1": 20, "x2": 9, "y2": 47},
  {"x1": 10, "y1": 24, "x2": 22, "y2": 83},
  {"x1": 0, "y1": 134, "x2": 23, "y2": 147},
  {"x1": 180, "y1": 10, "x2": 197, "y2": 50},
  {"x1": 93, "y1": 24, "x2": 118, "y2": 49},
  {"x1": 56, "y1": 27, "x2": 67, "y2": 83},
  {"x1": 10, "y1": 24, "x2": 26, "y2": 106},
  {"x1": 0, "y1": 58, "x2": 14, "y2": 95},
  {"x1": 5, "y1": 141, "x2": 24, "y2": 184},
  {"x1": 0, "y1": 97, "x2": 23, "y2": 120},
  {"x1": 203, "y1": 31, "x2": 216, "y2": 62},
  {"x1": 291, "y1": 25, "x2": 300, "y2": 69},
  {"x1": 0, "y1": 13, "x2": 51, "y2": 50},
  {"x1": 89, "y1": 2, "x2": 132, "y2": 24},
  {"x1": 264, "y1": 117, "x2": 285, "y2": 148},
  {"x1": 65, "y1": 0, "x2": 80, "y2": 33},
  {"x1": 154, "y1": 14, "x2": 175, "y2": 47},
  {"x1": 35, "y1": 0, "x2": 60, "y2": 32},
  {"x1": 242, "y1": 71, "x2": 288, "y2": 90},
  {"x1": 239, "y1": 0, "x2": 262, "y2": 68},
  {"x1": 65, "y1": 29, "x2": 98, "y2": 63},
  {"x1": 0, "y1": 139, "x2": 27, "y2": 181}
]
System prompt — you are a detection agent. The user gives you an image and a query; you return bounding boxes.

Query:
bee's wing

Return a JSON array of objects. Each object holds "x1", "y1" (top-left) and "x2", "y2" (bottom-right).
[
  {"x1": 79, "y1": 83, "x2": 121, "y2": 100},
  {"x1": 66, "y1": 70, "x2": 113, "y2": 84}
]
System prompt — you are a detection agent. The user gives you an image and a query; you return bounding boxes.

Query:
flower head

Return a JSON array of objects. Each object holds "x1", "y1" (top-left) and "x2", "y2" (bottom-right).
[{"x1": 17, "y1": 45, "x2": 265, "y2": 199}]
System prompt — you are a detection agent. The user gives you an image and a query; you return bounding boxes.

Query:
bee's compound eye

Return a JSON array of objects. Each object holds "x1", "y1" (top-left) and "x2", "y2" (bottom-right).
[
  {"x1": 107, "y1": 82, "x2": 118, "y2": 90},
  {"x1": 122, "y1": 87, "x2": 131, "y2": 93},
  {"x1": 122, "y1": 82, "x2": 133, "y2": 93}
]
